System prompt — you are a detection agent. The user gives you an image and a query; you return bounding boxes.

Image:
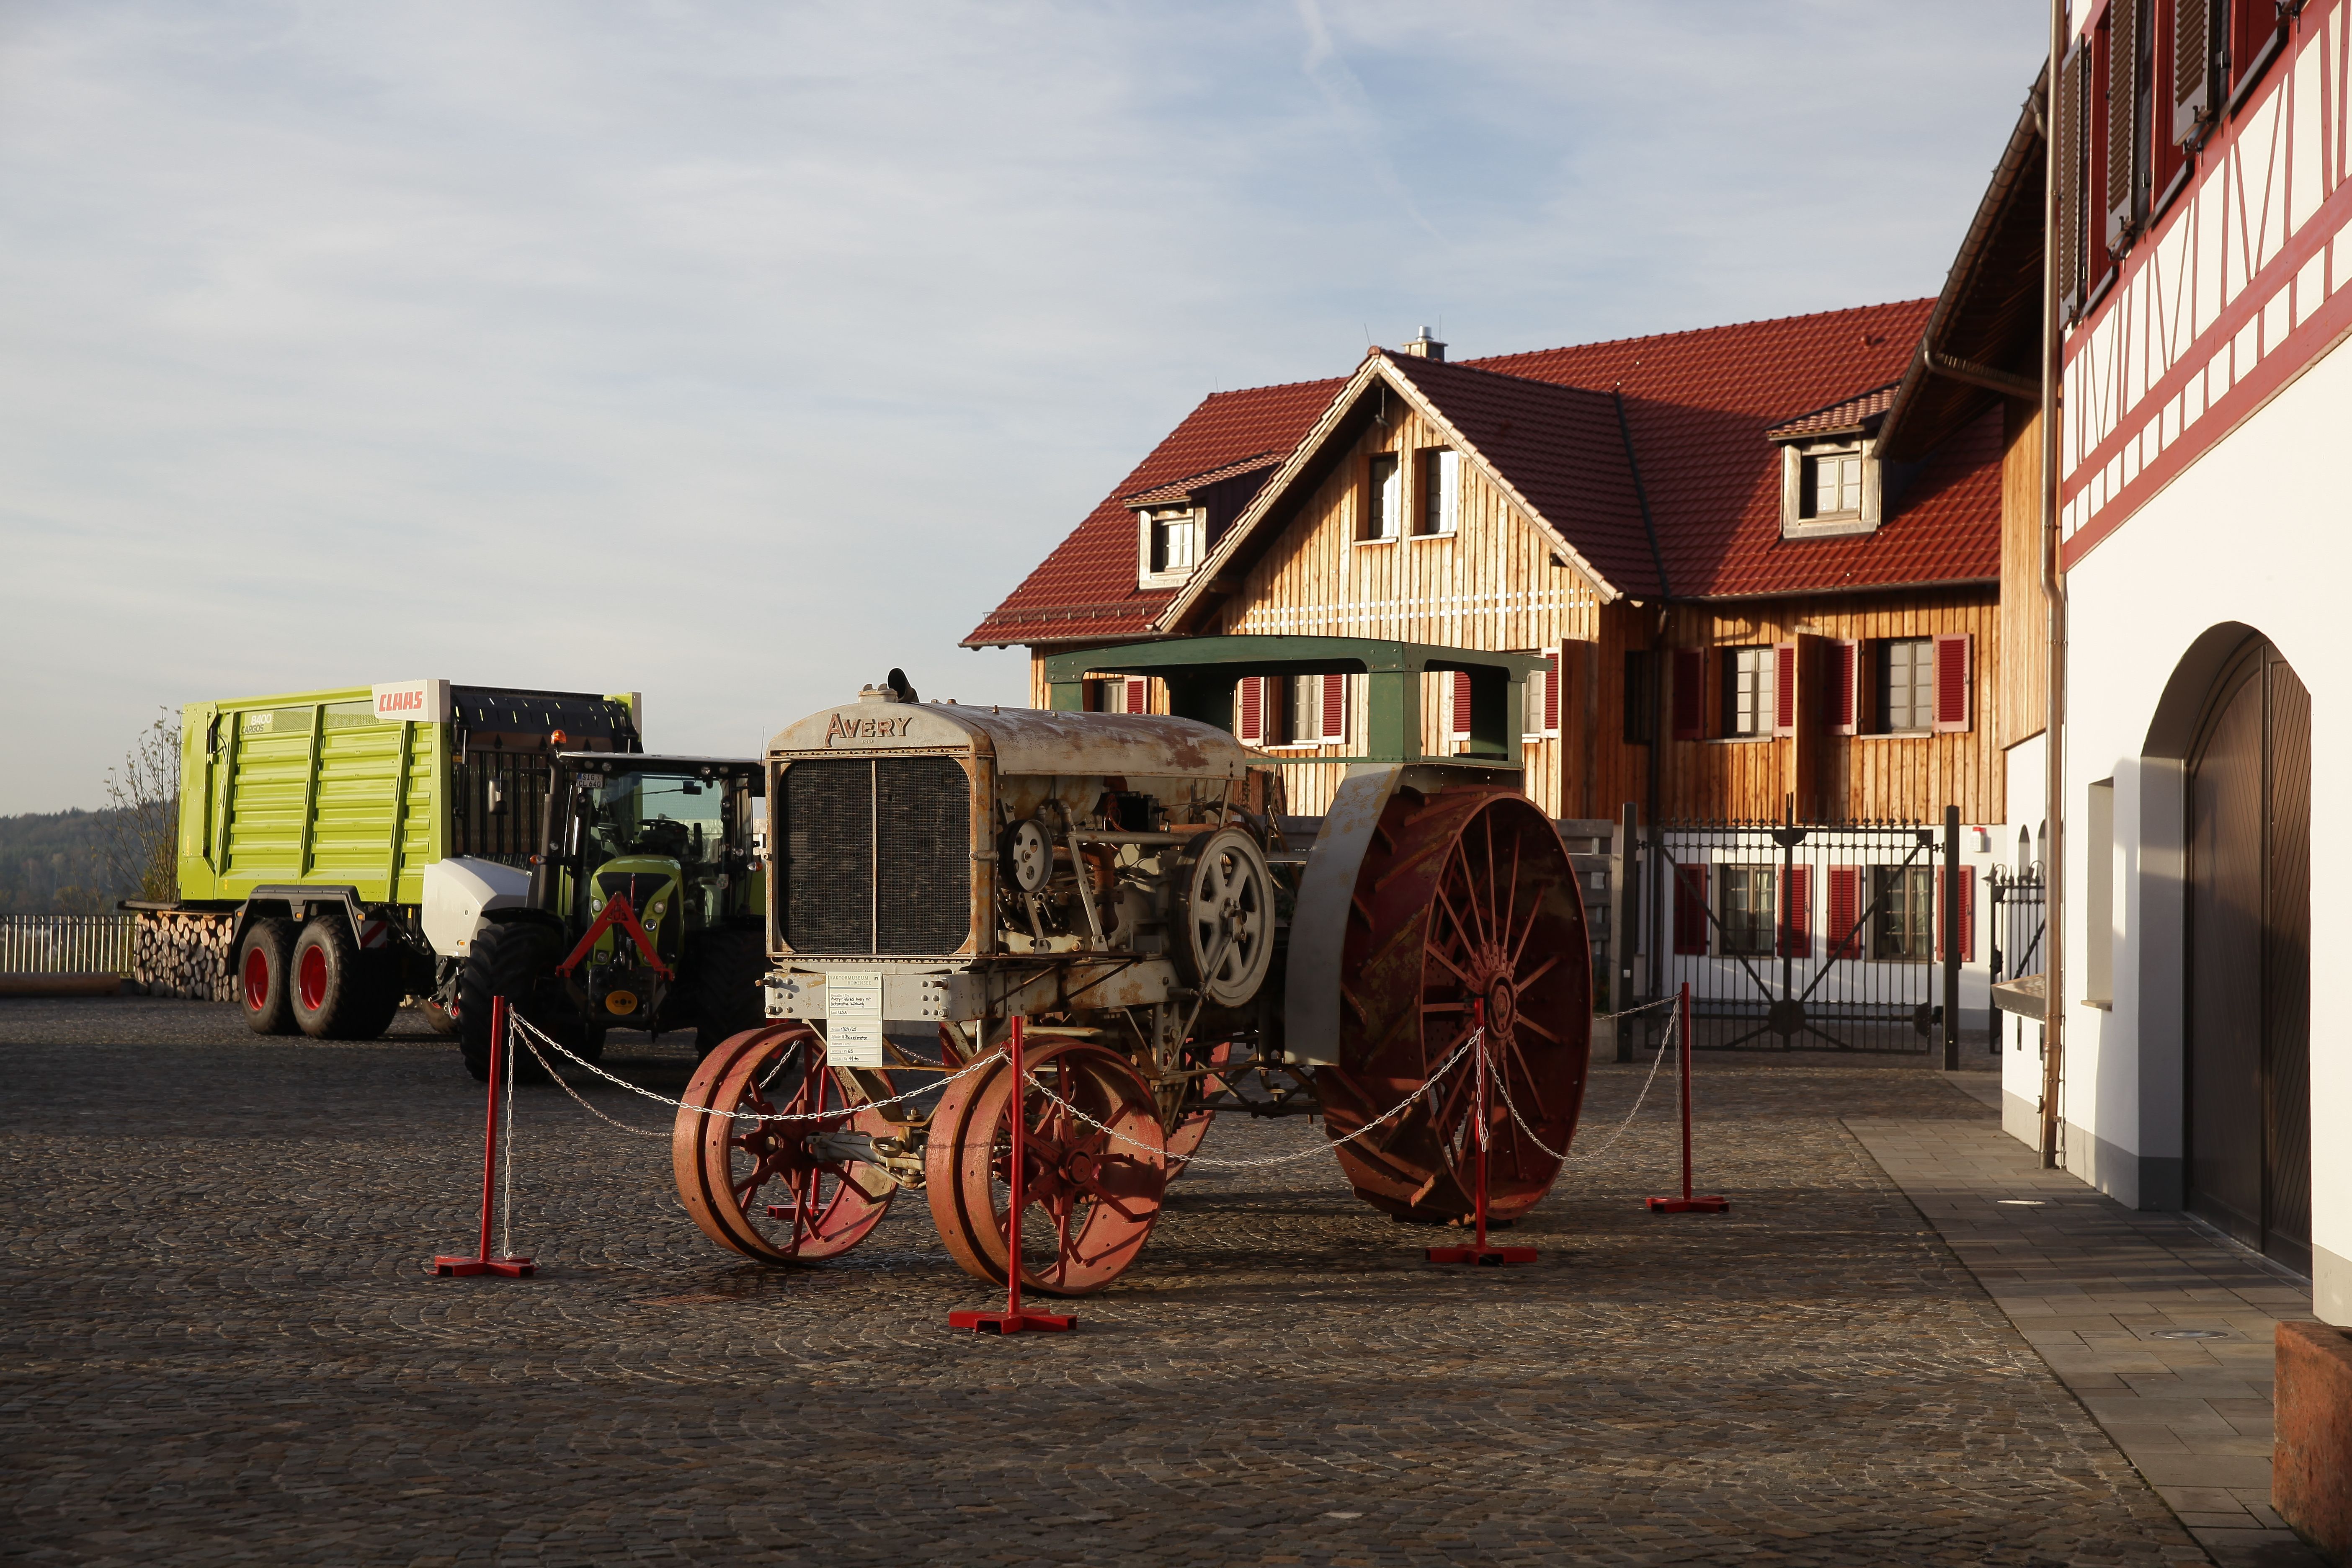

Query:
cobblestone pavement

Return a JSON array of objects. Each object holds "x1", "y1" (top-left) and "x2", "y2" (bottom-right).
[{"x1": 3, "y1": 999, "x2": 2208, "y2": 1567}]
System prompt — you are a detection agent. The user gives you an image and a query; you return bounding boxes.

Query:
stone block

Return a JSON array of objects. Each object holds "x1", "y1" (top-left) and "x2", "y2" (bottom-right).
[{"x1": 2275, "y1": 1320, "x2": 2352, "y2": 1565}]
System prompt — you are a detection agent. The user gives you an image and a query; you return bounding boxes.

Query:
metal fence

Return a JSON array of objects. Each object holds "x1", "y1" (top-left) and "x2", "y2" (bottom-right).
[
  {"x1": 1987, "y1": 865, "x2": 2046, "y2": 989},
  {"x1": 0, "y1": 914, "x2": 137, "y2": 975},
  {"x1": 1633, "y1": 818, "x2": 1964, "y2": 1054}
]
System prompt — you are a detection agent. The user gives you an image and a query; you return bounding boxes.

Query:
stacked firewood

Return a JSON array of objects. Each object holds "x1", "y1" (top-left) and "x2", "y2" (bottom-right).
[{"x1": 134, "y1": 911, "x2": 235, "y2": 1001}]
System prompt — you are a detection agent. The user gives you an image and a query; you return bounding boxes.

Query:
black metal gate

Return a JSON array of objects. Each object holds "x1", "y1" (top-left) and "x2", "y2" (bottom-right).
[{"x1": 1636, "y1": 815, "x2": 1957, "y2": 1053}]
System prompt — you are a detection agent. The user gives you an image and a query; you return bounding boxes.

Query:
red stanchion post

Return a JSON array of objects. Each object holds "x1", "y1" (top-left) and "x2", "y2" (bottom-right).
[
  {"x1": 950, "y1": 1014, "x2": 1074, "y2": 1333},
  {"x1": 1647, "y1": 982, "x2": 1727, "y2": 1214},
  {"x1": 434, "y1": 993, "x2": 538, "y2": 1276},
  {"x1": 1428, "y1": 999, "x2": 1538, "y2": 1266}
]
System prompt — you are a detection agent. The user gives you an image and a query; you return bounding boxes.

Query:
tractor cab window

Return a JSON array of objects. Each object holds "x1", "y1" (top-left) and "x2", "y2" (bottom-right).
[{"x1": 580, "y1": 771, "x2": 727, "y2": 871}]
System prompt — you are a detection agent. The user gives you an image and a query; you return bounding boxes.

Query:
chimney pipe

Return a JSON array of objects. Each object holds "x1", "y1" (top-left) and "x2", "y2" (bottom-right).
[{"x1": 1403, "y1": 327, "x2": 1447, "y2": 361}]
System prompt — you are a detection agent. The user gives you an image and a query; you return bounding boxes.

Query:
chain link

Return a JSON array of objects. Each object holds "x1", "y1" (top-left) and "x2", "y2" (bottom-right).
[
  {"x1": 505, "y1": 1013, "x2": 1006, "y2": 1126},
  {"x1": 1494, "y1": 1006, "x2": 1679, "y2": 1163}
]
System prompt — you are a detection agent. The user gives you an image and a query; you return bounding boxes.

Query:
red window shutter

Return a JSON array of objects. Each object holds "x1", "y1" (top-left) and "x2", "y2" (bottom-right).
[
  {"x1": 1450, "y1": 671, "x2": 1473, "y2": 739},
  {"x1": 1939, "y1": 867, "x2": 1978, "y2": 963},
  {"x1": 1672, "y1": 864, "x2": 1710, "y2": 955},
  {"x1": 1826, "y1": 866, "x2": 1862, "y2": 960},
  {"x1": 1543, "y1": 652, "x2": 1561, "y2": 733},
  {"x1": 1237, "y1": 677, "x2": 1263, "y2": 743},
  {"x1": 2106, "y1": 0, "x2": 2140, "y2": 252},
  {"x1": 1772, "y1": 641, "x2": 1797, "y2": 737},
  {"x1": 1671, "y1": 649, "x2": 1703, "y2": 740},
  {"x1": 1932, "y1": 634, "x2": 1972, "y2": 732},
  {"x1": 1779, "y1": 864, "x2": 1811, "y2": 959},
  {"x1": 1321, "y1": 673, "x2": 1346, "y2": 743},
  {"x1": 1125, "y1": 677, "x2": 1148, "y2": 714},
  {"x1": 1830, "y1": 640, "x2": 1858, "y2": 735}
]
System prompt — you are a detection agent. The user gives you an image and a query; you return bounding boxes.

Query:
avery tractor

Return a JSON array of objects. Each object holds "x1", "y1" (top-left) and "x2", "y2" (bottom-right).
[
  {"x1": 669, "y1": 637, "x2": 1592, "y2": 1294},
  {"x1": 177, "y1": 680, "x2": 766, "y2": 1078}
]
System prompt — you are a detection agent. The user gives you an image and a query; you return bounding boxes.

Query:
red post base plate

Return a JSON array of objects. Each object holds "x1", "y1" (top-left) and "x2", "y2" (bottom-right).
[
  {"x1": 1644, "y1": 1196, "x2": 1730, "y2": 1213},
  {"x1": 1425, "y1": 1246, "x2": 1540, "y2": 1266},
  {"x1": 432, "y1": 1256, "x2": 537, "y2": 1277},
  {"x1": 948, "y1": 1308, "x2": 1076, "y2": 1334}
]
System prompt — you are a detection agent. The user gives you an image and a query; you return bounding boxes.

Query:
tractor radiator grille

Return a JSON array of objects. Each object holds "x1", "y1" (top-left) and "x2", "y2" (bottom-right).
[{"x1": 776, "y1": 755, "x2": 969, "y2": 956}]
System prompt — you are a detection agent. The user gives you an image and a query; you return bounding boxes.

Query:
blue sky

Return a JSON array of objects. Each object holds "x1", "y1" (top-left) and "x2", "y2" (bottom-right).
[{"x1": 0, "y1": 1, "x2": 2047, "y2": 815}]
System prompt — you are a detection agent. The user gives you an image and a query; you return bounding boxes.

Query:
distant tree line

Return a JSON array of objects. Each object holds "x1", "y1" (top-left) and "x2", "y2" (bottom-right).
[{"x1": 4, "y1": 710, "x2": 182, "y2": 915}]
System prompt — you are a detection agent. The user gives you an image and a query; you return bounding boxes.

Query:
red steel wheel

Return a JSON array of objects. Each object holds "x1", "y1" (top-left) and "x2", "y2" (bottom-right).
[
  {"x1": 1315, "y1": 787, "x2": 1590, "y2": 1222},
  {"x1": 925, "y1": 1038, "x2": 1167, "y2": 1296},
  {"x1": 1160, "y1": 1040, "x2": 1232, "y2": 1170},
  {"x1": 672, "y1": 1024, "x2": 897, "y2": 1264}
]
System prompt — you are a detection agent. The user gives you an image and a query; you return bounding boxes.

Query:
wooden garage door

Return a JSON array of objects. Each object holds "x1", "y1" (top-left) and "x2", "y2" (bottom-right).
[{"x1": 2185, "y1": 638, "x2": 2310, "y2": 1272}]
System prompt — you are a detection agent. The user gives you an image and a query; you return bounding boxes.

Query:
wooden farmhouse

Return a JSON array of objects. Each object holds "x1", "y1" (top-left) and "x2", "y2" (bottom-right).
[{"x1": 965, "y1": 304, "x2": 2018, "y2": 832}]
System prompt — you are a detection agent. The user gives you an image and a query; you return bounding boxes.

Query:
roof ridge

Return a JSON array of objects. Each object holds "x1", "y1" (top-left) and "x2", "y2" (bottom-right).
[
  {"x1": 1765, "y1": 377, "x2": 1905, "y2": 431},
  {"x1": 1464, "y1": 298, "x2": 1935, "y2": 367}
]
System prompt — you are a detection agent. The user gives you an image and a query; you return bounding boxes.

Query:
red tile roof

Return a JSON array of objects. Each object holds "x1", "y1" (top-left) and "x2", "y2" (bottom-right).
[
  {"x1": 968, "y1": 298, "x2": 1996, "y2": 644},
  {"x1": 965, "y1": 379, "x2": 1340, "y2": 647},
  {"x1": 1122, "y1": 451, "x2": 1286, "y2": 507},
  {"x1": 1764, "y1": 382, "x2": 1900, "y2": 441}
]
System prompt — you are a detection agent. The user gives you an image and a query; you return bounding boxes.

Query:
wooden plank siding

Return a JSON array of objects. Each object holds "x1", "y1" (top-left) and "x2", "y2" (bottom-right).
[
  {"x1": 1030, "y1": 405, "x2": 2004, "y2": 827},
  {"x1": 1997, "y1": 402, "x2": 2048, "y2": 751}
]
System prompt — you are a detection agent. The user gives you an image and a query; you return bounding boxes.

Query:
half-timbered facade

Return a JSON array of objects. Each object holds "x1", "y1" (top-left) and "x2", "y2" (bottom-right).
[{"x1": 969, "y1": 306, "x2": 2009, "y2": 834}]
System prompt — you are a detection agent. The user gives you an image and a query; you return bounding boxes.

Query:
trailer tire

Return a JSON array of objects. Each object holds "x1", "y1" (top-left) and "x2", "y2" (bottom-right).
[
  {"x1": 458, "y1": 919, "x2": 591, "y2": 1083},
  {"x1": 684, "y1": 925, "x2": 767, "y2": 1055},
  {"x1": 237, "y1": 918, "x2": 302, "y2": 1037},
  {"x1": 290, "y1": 917, "x2": 379, "y2": 1040}
]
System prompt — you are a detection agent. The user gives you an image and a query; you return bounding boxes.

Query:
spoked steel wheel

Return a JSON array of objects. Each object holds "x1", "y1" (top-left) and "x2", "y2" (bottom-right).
[
  {"x1": 1315, "y1": 787, "x2": 1590, "y2": 1221},
  {"x1": 672, "y1": 1024, "x2": 898, "y2": 1264},
  {"x1": 925, "y1": 1038, "x2": 1168, "y2": 1296}
]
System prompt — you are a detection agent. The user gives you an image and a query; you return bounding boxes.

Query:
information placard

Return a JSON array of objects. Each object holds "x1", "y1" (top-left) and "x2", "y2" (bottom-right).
[{"x1": 823, "y1": 970, "x2": 885, "y2": 1067}]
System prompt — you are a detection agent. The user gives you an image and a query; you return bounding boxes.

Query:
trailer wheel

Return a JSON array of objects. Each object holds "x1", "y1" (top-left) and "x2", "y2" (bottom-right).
[
  {"x1": 289, "y1": 918, "x2": 379, "y2": 1040},
  {"x1": 237, "y1": 918, "x2": 302, "y2": 1037},
  {"x1": 457, "y1": 919, "x2": 591, "y2": 1083},
  {"x1": 683, "y1": 925, "x2": 767, "y2": 1055}
]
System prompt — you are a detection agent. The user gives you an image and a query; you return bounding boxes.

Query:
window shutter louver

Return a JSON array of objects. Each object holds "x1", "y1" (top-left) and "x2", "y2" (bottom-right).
[
  {"x1": 1939, "y1": 868, "x2": 1977, "y2": 963},
  {"x1": 1772, "y1": 642, "x2": 1798, "y2": 737},
  {"x1": 1449, "y1": 671, "x2": 1473, "y2": 740},
  {"x1": 1671, "y1": 649, "x2": 1703, "y2": 740},
  {"x1": 1779, "y1": 865, "x2": 1812, "y2": 959},
  {"x1": 1672, "y1": 864, "x2": 1710, "y2": 956},
  {"x1": 2059, "y1": 41, "x2": 2087, "y2": 316},
  {"x1": 1126, "y1": 677, "x2": 1148, "y2": 715},
  {"x1": 2173, "y1": 0, "x2": 2211, "y2": 144},
  {"x1": 1544, "y1": 653, "x2": 1561, "y2": 734},
  {"x1": 1830, "y1": 640, "x2": 1859, "y2": 735},
  {"x1": 1826, "y1": 867, "x2": 1862, "y2": 960},
  {"x1": 1321, "y1": 673, "x2": 1346, "y2": 743},
  {"x1": 2107, "y1": 1, "x2": 2141, "y2": 251},
  {"x1": 1932, "y1": 634, "x2": 1972, "y2": 732},
  {"x1": 1238, "y1": 677, "x2": 1263, "y2": 743}
]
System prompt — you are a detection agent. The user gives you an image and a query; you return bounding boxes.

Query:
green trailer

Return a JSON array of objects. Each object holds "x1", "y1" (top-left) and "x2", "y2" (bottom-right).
[{"x1": 178, "y1": 680, "x2": 769, "y2": 1077}]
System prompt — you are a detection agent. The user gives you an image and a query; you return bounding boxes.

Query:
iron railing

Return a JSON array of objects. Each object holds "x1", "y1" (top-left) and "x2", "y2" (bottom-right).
[
  {"x1": 0, "y1": 913, "x2": 137, "y2": 975},
  {"x1": 1987, "y1": 865, "x2": 2046, "y2": 986}
]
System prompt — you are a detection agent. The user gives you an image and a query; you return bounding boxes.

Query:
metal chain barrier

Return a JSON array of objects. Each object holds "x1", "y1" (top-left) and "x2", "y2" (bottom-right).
[
  {"x1": 499, "y1": 1011, "x2": 520, "y2": 1250},
  {"x1": 506, "y1": 1012, "x2": 1006, "y2": 1127},
  {"x1": 1016, "y1": 1031, "x2": 1483, "y2": 1170},
  {"x1": 1496, "y1": 1004, "x2": 1680, "y2": 1164}
]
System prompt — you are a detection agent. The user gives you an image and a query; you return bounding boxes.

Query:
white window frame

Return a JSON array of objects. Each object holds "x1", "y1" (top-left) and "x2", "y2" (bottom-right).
[
  {"x1": 1521, "y1": 651, "x2": 1560, "y2": 740},
  {"x1": 1136, "y1": 506, "x2": 1201, "y2": 589},
  {"x1": 1778, "y1": 438, "x2": 1882, "y2": 539},
  {"x1": 1416, "y1": 448, "x2": 1460, "y2": 537},
  {"x1": 1361, "y1": 454, "x2": 1402, "y2": 543}
]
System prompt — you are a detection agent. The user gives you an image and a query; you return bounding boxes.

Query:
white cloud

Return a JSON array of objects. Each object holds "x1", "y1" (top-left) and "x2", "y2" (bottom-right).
[{"x1": 0, "y1": 0, "x2": 2043, "y2": 812}]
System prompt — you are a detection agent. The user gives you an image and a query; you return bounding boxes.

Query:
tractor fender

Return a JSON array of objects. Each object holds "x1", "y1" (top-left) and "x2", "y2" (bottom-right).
[{"x1": 421, "y1": 856, "x2": 534, "y2": 959}]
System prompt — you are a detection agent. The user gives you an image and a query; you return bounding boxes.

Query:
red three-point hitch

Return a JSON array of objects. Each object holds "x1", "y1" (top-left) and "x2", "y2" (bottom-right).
[
  {"x1": 949, "y1": 1014, "x2": 1076, "y2": 1333},
  {"x1": 433, "y1": 993, "x2": 538, "y2": 1277},
  {"x1": 1427, "y1": 999, "x2": 1539, "y2": 1266},
  {"x1": 1647, "y1": 982, "x2": 1729, "y2": 1215}
]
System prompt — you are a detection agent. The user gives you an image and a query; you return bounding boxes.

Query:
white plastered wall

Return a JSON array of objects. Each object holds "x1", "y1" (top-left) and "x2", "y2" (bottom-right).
[{"x1": 2060, "y1": 332, "x2": 2351, "y2": 1323}]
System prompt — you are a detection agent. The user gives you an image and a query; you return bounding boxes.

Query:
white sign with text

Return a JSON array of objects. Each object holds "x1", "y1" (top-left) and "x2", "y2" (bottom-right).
[{"x1": 823, "y1": 970, "x2": 885, "y2": 1067}]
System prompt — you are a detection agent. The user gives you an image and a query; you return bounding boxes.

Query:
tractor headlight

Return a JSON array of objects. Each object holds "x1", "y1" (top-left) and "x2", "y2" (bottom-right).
[{"x1": 649, "y1": 902, "x2": 666, "y2": 922}]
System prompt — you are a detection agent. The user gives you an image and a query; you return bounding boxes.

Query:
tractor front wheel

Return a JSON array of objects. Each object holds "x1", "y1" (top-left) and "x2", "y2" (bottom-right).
[{"x1": 457, "y1": 920, "x2": 595, "y2": 1082}]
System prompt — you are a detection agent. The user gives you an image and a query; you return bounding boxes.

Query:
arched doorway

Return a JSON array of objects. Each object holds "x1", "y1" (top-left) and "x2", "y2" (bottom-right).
[{"x1": 2184, "y1": 634, "x2": 2310, "y2": 1272}]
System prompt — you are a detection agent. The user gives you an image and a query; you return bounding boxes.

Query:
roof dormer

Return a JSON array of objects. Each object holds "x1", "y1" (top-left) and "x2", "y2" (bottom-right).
[
  {"x1": 1768, "y1": 383, "x2": 1898, "y2": 539},
  {"x1": 1127, "y1": 451, "x2": 1284, "y2": 590}
]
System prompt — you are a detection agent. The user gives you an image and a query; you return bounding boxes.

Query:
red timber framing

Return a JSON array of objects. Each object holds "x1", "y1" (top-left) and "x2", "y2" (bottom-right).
[{"x1": 2059, "y1": 0, "x2": 2352, "y2": 566}]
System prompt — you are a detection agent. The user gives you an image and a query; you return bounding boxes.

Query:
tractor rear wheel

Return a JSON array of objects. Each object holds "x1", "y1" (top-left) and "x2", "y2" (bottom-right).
[
  {"x1": 682, "y1": 924, "x2": 767, "y2": 1054},
  {"x1": 1314, "y1": 787, "x2": 1590, "y2": 1222},
  {"x1": 457, "y1": 919, "x2": 593, "y2": 1082},
  {"x1": 237, "y1": 918, "x2": 301, "y2": 1037}
]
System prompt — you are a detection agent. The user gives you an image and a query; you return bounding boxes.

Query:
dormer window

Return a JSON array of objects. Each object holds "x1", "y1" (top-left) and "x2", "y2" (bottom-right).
[
  {"x1": 1802, "y1": 444, "x2": 1865, "y2": 519},
  {"x1": 1137, "y1": 507, "x2": 1200, "y2": 588},
  {"x1": 1777, "y1": 437, "x2": 1883, "y2": 537}
]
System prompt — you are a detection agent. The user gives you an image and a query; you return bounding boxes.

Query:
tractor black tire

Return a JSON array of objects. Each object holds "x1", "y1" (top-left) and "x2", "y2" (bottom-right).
[
  {"x1": 290, "y1": 917, "x2": 381, "y2": 1040},
  {"x1": 457, "y1": 920, "x2": 593, "y2": 1083},
  {"x1": 349, "y1": 949, "x2": 406, "y2": 1039},
  {"x1": 237, "y1": 918, "x2": 302, "y2": 1037},
  {"x1": 684, "y1": 924, "x2": 768, "y2": 1055}
]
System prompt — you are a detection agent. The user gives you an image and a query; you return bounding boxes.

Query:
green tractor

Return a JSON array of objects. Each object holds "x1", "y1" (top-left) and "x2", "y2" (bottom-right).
[{"x1": 436, "y1": 753, "x2": 767, "y2": 1080}]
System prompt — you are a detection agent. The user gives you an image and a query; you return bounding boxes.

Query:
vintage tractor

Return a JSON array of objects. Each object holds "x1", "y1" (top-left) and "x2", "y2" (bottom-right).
[{"x1": 670, "y1": 637, "x2": 1591, "y2": 1294}]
